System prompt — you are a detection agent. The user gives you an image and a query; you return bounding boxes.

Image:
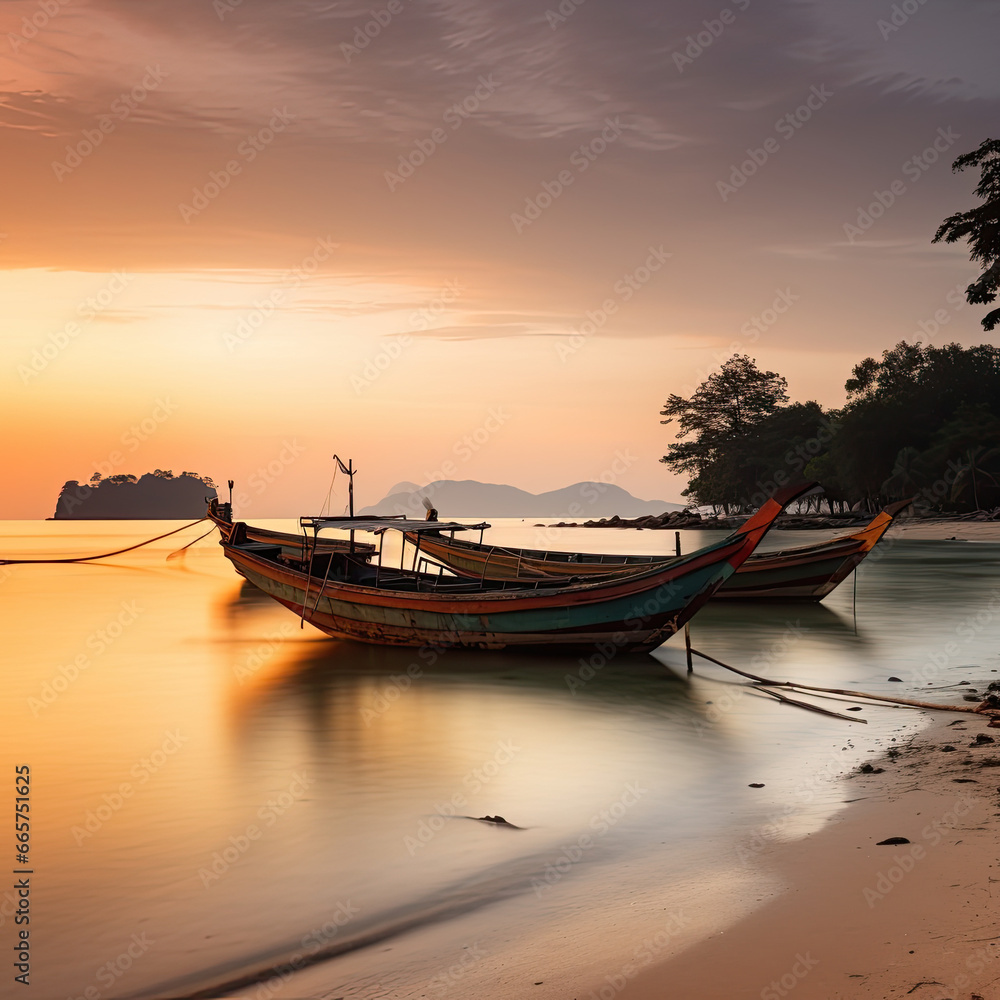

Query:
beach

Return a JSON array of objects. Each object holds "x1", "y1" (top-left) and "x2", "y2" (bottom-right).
[
  {"x1": 621, "y1": 712, "x2": 1000, "y2": 1000},
  {"x1": 5, "y1": 517, "x2": 1000, "y2": 1000}
]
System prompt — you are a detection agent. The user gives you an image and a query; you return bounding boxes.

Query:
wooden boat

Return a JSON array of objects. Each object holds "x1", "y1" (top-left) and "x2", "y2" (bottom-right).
[
  {"x1": 404, "y1": 499, "x2": 913, "y2": 602},
  {"x1": 215, "y1": 482, "x2": 815, "y2": 652},
  {"x1": 207, "y1": 499, "x2": 376, "y2": 560}
]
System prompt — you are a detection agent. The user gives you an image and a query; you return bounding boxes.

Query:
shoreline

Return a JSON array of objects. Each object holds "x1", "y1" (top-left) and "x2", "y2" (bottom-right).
[
  {"x1": 618, "y1": 708, "x2": 1000, "y2": 1000},
  {"x1": 540, "y1": 512, "x2": 1000, "y2": 532}
]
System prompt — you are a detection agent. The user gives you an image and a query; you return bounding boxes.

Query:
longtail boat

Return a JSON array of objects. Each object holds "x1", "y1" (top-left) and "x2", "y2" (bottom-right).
[
  {"x1": 215, "y1": 482, "x2": 815, "y2": 652},
  {"x1": 207, "y1": 499, "x2": 376, "y2": 560},
  {"x1": 404, "y1": 499, "x2": 912, "y2": 602}
]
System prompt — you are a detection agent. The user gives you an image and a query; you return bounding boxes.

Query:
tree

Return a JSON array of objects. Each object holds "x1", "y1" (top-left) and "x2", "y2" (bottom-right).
[
  {"x1": 827, "y1": 342, "x2": 1000, "y2": 508},
  {"x1": 918, "y1": 404, "x2": 1000, "y2": 511},
  {"x1": 660, "y1": 356, "x2": 789, "y2": 510},
  {"x1": 661, "y1": 355, "x2": 788, "y2": 442},
  {"x1": 880, "y1": 446, "x2": 925, "y2": 501},
  {"x1": 932, "y1": 138, "x2": 1000, "y2": 331}
]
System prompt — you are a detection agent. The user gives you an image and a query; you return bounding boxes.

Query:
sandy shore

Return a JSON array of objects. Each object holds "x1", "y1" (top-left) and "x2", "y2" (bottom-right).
[{"x1": 619, "y1": 710, "x2": 1000, "y2": 1000}]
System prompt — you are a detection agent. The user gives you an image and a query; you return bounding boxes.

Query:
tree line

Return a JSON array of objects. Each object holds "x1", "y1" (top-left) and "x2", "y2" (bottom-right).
[
  {"x1": 660, "y1": 346, "x2": 1000, "y2": 514},
  {"x1": 660, "y1": 138, "x2": 999, "y2": 515}
]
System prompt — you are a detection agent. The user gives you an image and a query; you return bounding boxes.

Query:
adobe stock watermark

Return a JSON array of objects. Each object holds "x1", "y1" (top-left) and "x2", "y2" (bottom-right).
[
  {"x1": 532, "y1": 449, "x2": 640, "y2": 549},
  {"x1": 910, "y1": 451, "x2": 996, "y2": 517},
  {"x1": 444, "y1": 407, "x2": 509, "y2": 465},
  {"x1": 740, "y1": 288, "x2": 799, "y2": 342},
  {"x1": 862, "y1": 792, "x2": 980, "y2": 907},
  {"x1": 7, "y1": 0, "x2": 70, "y2": 53},
  {"x1": 564, "y1": 631, "x2": 634, "y2": 695},
  {"x1": 232, "y1": 625, "x2": 295, "y2": 684},
  {"x1": 341, "y1": 0, "x2": 409, "y2": 63},
  {"x1": 228, "y1": 439, "x2": 306, "y2": 510},
  {"x1": 679, "y1": 288, "x2": 801, "y2": 395},
  {"x1": 198, "y1": 772, "x2": 313, "y2": 887},
  {"x1": 555, "y1": 246, "x2": 671, "y2": 361},
  {"x1": 361, "y1": 662, "x2": 423, "y2": 725},
  {"x1": 940, "y1": 939, "x2": 1000, "y2": 997},
  {"x1": 717, "y1": 85, "x2": 833, "y2": 201},
  {"x1": 27, "y1": 601, "x2": 143, "y2": 716},
  {"x1": 545, "y1": 0, "x2": 589, "y2": 29},
  {"x1": 212, "y1": 0, "x2": 245, "y2": 20},
  {"x1": 587, "y1": 912, "x2": 690, "y2": 1000},
  {"x1": 52, "y1": 66, "x2": 168, "y2": 180},
  {"x1": 531, "y1": 782, "x2": 647, "y2": 896},
  {"x1": 68, "y1": 933, "x2": 154, "y2": 1000},
  {"x1": 17, "y1": 271, "x2": 133, "y2": 383},
  {"x1": 385, "y1": 77, "x2": 498, "y2": 192},
  {"x1": 75, "y1": 397, "x2": 181, "y2": 491},
  {"x1": 733, "y1": 744, "x2": 862, "y2": 860},
  {"x1": 842, "y1": 127, "x2": 960, "y2": 243},
  {"x1": 692, "y1": 620, "x2": 811, "y2": 742},
  {"x1": 359, "y1": 643, "x2": 453, "y2": 725},
  {"x1": 877, "y1": 0, "x2": 930, "y2": 40},
  {"x1": 71, "y1": 731, "x2": 188, "y2": 845},
  {"x1": 428, "y1": 943, "x2": 488, "y2": 994},
  {"x1": 247, "y1": 901, "x2": 362, "y2": 1000},
  {"x1": 912, "y1": 279, "x2": 972, "y2": 345},
  {"x1": 910, "y1": 589, "x2": 1000, "y2": 685},
  {"x1": 351, "y1": 279, "x2": 464, "y2": 394},
  {"x1": 671, "y1": 0, "x2": 751, "y2": 73},
  {"x1": 380, "y1": 408, "x2": 512, "y2": 520},
  {"x1": 224, "y1": 236, "x2": 339, "y2": 351},
  {"x1": 511, "y1": 117, "x2": 625, "y2": 233},
  {"x1": 179, "y1": 108, "x2": 296, "y2": 223},
  {"x1": 760, "y1": 953, "x2": 819, "y2": 1000},
  {"x1": 738, "y1": 414, "x2": 840, "y2": 508},
  {"x1": 403, "y1": 741, "x2": 521, "y2": 856}
]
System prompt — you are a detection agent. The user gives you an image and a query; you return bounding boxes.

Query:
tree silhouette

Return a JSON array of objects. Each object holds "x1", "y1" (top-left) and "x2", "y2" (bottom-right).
[
  {"x1": 660, "y1": 356, "x2": 789, "y2": 511},
  {"x1": 933, "y1": 138, "x2": 1000, "y2": 331}
]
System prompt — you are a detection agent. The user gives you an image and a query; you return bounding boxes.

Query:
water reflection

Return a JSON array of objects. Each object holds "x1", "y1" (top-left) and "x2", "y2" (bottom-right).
[{"x1": 13, "y1": 522, "x2": 1000, "y2": 1000}]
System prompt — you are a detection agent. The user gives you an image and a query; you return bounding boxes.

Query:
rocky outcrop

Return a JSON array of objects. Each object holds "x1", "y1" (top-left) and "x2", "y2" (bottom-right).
[{"x1": 53, "y1": 472, "x2": 216, "y2": 519}]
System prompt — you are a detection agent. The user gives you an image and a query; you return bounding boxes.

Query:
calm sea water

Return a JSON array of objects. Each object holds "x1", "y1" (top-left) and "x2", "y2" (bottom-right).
[{"x1": 3, "y1": 518, "x2": 999, "y2": 999}]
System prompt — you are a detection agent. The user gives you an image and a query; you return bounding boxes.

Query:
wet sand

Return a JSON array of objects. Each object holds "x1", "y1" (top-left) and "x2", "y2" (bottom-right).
[{"x1": 620, "y1": 711, "x2": 1000, "y2": 1000}]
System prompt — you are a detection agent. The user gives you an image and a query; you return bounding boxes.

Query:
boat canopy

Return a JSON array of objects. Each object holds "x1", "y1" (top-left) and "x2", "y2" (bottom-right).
[{"x1": 299, "y1": 516, "x2": 491, "y2": 535}]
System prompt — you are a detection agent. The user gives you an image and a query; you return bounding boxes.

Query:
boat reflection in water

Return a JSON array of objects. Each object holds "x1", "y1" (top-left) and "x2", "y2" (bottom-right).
[{"x1": 12, "y1": 516, "x2": 988, "y2": 999}]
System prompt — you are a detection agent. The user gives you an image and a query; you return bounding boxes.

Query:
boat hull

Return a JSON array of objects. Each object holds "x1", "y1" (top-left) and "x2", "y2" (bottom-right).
[
  {"x1": 216, "y1": 485, "x2": 814, "y2": 652},
  {"x1": 407, "y1": 502, "x2": 909, "y2": 602},
  {"x1": 222, "y1": 536, "x2": 747, "y2": 653}
]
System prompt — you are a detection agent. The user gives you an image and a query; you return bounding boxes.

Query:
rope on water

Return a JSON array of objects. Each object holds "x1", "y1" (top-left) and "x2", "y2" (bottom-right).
[
  {"x1": 166, "y1": 525, "x2": 219, "y2": 561},
  {"x1": 1, "y1": 517, "x2": 210, "y2": 565},
  {"x1": 689, "y1": 646, "x2": 1000, "y2": 717}
]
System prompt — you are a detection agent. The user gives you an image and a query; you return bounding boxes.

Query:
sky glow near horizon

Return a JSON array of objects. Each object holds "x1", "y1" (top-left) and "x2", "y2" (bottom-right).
[{"x1": 0, "y1": 0, "x2": 997, "y2": 517}]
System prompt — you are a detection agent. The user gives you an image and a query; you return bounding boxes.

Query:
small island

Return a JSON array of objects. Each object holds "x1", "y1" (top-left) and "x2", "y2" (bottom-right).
[{"x1": 52, "y1": 470, "x2": 217, "y2": 519}]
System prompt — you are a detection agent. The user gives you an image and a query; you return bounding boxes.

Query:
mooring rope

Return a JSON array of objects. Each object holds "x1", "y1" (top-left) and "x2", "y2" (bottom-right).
[
  {"x1": 0, "y1": 517, "x2": 210, "y2": 565},
  {"x1": 166, "y1": 525, "x2": 219, "y2": 561}
]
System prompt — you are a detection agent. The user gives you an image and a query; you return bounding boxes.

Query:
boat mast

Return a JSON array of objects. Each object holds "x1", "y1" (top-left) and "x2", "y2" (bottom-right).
[{"x1": 333, "y1": 454, "x2": 356, "y2": 552}]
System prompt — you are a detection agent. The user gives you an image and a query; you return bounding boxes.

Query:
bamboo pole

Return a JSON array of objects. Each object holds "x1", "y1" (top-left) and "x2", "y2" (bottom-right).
[
  {"x1": 675, "y1": 531, "x2": 693, "y2": 674},
  {"x1": 753, "y1": 684, "x2": 869, "y2": 723}
]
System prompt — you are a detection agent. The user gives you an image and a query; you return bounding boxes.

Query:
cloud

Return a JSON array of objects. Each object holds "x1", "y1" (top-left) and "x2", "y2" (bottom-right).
[
  {"x1": 795, "y1": 0, "x2": 1000, "y2": 101},
  {"x1": 0, "y1": 0, "x2": 691, "y2": 148}
]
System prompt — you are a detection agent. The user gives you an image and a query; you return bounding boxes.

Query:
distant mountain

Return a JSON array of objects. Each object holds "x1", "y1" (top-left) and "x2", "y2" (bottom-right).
[
  {"x1": 359, "y1": 480, "x2": 684, "y2": 518},
  {"x1": 53, "y1": 472, "x2": 217, "y2": 519}
]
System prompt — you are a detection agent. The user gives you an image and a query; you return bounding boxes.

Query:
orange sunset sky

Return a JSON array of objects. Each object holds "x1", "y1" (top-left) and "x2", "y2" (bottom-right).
[{"x1": 1, "y1": 0, "x2": 998, "y2": 518}]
